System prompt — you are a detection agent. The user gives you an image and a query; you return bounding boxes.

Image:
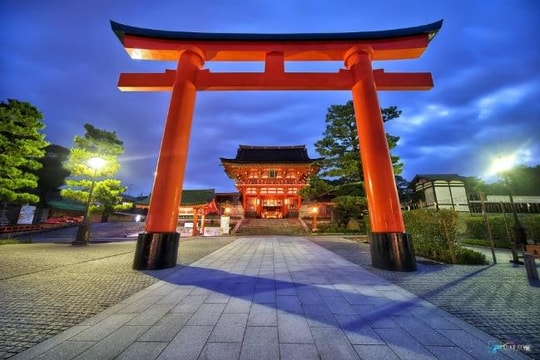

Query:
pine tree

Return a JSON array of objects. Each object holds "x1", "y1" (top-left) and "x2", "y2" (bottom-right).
[
  {"x1": 0, "y1": 99, "x2": 49, "y2": 224},
  {"x1": 61, "y1": 124, "x2": 130, "y2": 222},
  {"x1": 314, "y1": 100, "x2": 402, "y2": 185}
]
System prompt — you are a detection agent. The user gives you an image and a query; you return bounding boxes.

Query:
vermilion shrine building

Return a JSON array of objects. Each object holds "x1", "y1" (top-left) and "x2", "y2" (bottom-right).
[{"x1": 220, "y1": 145, "x2": 321, "y2": 219}]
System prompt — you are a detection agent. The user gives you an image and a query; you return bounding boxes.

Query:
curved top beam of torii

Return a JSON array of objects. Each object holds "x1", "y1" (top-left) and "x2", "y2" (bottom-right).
[{"x1": 110, "y1": 20, "x2": 443, "y2": 62}]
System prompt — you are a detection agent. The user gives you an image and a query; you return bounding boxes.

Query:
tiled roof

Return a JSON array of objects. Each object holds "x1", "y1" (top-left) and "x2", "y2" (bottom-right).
[
  {"x1": 135, "y1": 189, "x2": 216, "y2": 206},
  {"x1": 410, "y1": 174, "x2": 467, "y2": 185},
  {"x1": 46, "y1": 200, "x2": 86, "y2": 212},
  {"x1": 220, "y1": 145, "x2": 322, "y2": 164}
]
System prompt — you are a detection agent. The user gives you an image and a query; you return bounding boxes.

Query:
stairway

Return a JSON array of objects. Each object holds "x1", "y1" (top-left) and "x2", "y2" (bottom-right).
[{"x1": 235, "y1": 218, "x2": 308, "y2": 236}]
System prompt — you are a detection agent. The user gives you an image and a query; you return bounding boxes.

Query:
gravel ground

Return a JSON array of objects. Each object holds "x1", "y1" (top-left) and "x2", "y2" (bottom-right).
[{"x1": 0, "y1": 236, "x2": 235, "y2": 359}]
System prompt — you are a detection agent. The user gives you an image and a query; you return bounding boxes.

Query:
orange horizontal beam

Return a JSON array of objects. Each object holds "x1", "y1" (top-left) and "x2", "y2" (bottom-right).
[
  {"x1": 123, "y1": 35, "x2": 431, "y2": 62},
  {"x1": 118, "y1": 69, "x2": 433, "y2": 92}
]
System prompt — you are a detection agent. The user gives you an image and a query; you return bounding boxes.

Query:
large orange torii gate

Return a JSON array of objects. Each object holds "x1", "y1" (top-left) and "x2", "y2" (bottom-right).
[{"x1": 111, "y1": 20, "x2": 443, "y2": 271}]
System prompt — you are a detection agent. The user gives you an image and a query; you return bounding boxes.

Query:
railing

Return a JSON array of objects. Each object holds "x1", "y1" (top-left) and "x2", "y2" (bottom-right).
[{"x1": 0, "y1": 224, "x2": 44, "y2": 233}]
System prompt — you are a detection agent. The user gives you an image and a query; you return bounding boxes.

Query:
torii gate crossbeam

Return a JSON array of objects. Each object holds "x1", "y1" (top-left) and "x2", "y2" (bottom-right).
[{"x1": 111, "y1": 20, "x2": 443, "y2": 272}]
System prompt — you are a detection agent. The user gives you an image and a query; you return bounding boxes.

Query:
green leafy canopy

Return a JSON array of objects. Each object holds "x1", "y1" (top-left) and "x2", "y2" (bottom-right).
[
  {"x1": 0, "y1": 99, "x2": 49, "y2": 204},
  {"x1": 61, "y1": 123, "x2": 129, "y2": 217}
]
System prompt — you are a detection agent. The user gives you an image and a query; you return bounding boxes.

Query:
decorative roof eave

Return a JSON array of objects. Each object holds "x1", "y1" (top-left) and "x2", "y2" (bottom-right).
[
  {"x1": 111, "y1": 20, "x2": 442, "y2": 43},
  {"x1": 110, "y1": 20, "x2": 443, "y2": 62},
  {"x1": 409, "y1": 174, "x2": 468, "y2": 188},
  {"x1": 220, "y1": 158, "x2": 324, "y2": 165}
]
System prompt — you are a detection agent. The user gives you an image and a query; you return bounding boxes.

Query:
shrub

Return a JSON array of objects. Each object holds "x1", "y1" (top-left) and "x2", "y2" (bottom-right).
[
  {"x1": 465, "y1": 214, "x2": 540, "y2": 244},
  {"x1": 455, "y1": 247, "x2": 488, "y2": 265},
  {"x1": 402, "y1": 209, "x2": 485, "y2": 264},
  {"x1": 403, "y1": 209, "x2": 460, "y2": 263},
  {"x1": 316, "y1": 222, "x2": 364, "y2": 234}
]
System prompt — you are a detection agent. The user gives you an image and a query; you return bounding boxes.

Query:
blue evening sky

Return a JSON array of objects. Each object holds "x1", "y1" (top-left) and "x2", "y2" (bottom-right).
[{"x1": 1, "y1": 0, "x2": 538, "y2": 196}]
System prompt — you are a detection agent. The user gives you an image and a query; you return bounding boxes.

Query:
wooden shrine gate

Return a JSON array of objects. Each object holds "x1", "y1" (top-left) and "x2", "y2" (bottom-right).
[{"x1": 111, "y1": 20, "x2": 443, "y2": 271}]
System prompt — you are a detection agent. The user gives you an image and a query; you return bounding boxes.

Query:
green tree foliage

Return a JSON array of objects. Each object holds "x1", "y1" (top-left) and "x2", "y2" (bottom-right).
[
  {"x1": 298, "y1": 175, "x2": 335, "y2": 200},
  {"x1": 465, "y1": 165, "x2": 540, "y2": 198},
  {"x1": 333, "y1": 195, "x2": 367, "y2": 228},
  {"x1": 0, "y1": 99, "x2": 49, "y2": 204},
  {"x1": 314, "y1": 100, "x2": 403, "y2": 185},
  {"x1": 488, "y1": 164, "x2": 540, "y2": 196},
  {"x1": 62, "y1": 124, "x2": 129, "y2": 221},
  {"x1": 32, "y1": 144, "x2": 71, "y2": 205},
  {"x1": 305, "y1": 101, "x2": 404, "y2": 201}
]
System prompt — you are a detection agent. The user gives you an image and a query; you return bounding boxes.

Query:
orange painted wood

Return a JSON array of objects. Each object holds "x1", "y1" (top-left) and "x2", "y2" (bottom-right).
[
  {"x1": 118, "y1": 69, "x2": 433, "y2": 91},
  {"x1": 122, "y1": 34, "x2": 430, "y2": 62},
  {"x1": 145, "y1": 50, "x2": 204, "y2": 233},
  {"x1": 346, "y1": 50, "x2": 405, "y2": 233}
]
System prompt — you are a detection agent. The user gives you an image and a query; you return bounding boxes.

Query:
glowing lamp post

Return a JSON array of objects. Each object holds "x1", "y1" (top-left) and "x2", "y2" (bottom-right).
[
  {"x1": 73, "y1": 157, "x2": 106, "y2": 246},
  {"x1": 311, "y1": 204, "x2": 319, "y2": 232},
  {"x1": 491, "y1": 155, "x2": 527, "y2": 263}
]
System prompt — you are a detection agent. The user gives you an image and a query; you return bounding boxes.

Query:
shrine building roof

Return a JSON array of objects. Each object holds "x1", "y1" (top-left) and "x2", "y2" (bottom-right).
[
  {"x1": 409, "y1": 174, "x2": 468, "y2": 188},
  {"x1": 220, "y1": 145, "x2": 323, "y2": 164},
  {"x1": 136, "y1": 189, "x2": 216, "y2": 206}
]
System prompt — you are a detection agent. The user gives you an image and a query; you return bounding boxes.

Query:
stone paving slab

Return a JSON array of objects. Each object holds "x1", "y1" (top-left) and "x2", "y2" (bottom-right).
[
  {"x1": 310, "y1": 236, "x2": 539, "y2": 359},
  {"x1": 12, "y1": 236, "x2": 531, "y2": 360}
]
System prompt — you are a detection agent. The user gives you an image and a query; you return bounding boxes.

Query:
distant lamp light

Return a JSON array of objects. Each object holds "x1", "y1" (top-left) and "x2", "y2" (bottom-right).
[
  {"x1": 311, "y1": 203, "x2": 319, "y2": 232},
  {"x1": 88, "y1": 156, "x2": 107, "y2": 170},
  {"x1": 490, "y1": 154, "x2": 527, "y2": 264},
  {"x1": 135, "y1": 214, "x2": 143, "y2": 222},
  {"x1": 224, "y1": 207, "x2": 231, "y2": 215}
]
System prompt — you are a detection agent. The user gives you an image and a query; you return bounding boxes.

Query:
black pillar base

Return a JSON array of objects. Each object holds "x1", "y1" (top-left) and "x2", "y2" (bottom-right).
[
  {"x1": 133, "y1": 232, "x2": 179, "y2": 270},
  {"x1": 369, "y1": 232, "x2": 416, "y2": 272}
]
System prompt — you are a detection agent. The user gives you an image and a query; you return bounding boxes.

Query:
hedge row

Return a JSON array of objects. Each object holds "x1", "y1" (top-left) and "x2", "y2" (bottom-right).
[
  {"x1": 465, "y1": 214, "x2": 540, "y2": 243},
  {"x1": 403, "y1": 209, "x2": 487, "y2": 265}
]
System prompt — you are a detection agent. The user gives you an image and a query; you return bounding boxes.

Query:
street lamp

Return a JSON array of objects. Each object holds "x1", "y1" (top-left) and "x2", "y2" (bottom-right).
[
  {"x1": 311, "y1": 204, "x2": 319, "y2": 232},
  {"x1": 491, "y1": 155, "x2": 527, "y2": 264},
  {"x1": 73, "y1": 157, "x2": 106, "y2": 246}
]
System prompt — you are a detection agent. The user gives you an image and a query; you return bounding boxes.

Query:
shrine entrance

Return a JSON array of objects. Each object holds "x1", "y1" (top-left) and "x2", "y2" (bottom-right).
[
  {"x1": 220, "y1": 145, "x2": 321, "y2": 219},
  {"x1": 111, "y1": 20, "x2": 443, "y2": 272}
]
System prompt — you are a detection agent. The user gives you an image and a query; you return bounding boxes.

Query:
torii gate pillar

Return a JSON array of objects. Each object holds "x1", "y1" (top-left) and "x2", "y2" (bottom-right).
[
  {"x1": 112, "y1": 20, "x2": 442, "y2": 272},
  {"x1": 346, "y1": 49, "x2": 415, "y2": 270},
  {"x1": 132, "y1": 49, "x2": 204, "y2": 270}
]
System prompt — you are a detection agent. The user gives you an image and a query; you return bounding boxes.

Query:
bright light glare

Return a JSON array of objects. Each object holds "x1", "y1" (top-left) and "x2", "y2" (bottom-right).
[
  {"x1": 490, "y1": 154, "x2": 516, "y2": 174},
  {"x1": 88, "y1": 157, "x2": 107, "y2": 170}
]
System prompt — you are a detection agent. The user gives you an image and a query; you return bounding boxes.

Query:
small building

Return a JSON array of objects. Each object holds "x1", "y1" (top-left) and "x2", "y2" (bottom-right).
[
  {"x1": 220, "y1": 145, "x2": 322, "y2": 218},
  {"x1": 409, "y1": 174, "x2": 470, "y2": 211}
]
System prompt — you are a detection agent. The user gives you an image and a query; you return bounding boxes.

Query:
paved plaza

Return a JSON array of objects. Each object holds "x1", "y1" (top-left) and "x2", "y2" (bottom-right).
[{"x1": 2, "y1": 233, "x2": 537, "y2": 359}]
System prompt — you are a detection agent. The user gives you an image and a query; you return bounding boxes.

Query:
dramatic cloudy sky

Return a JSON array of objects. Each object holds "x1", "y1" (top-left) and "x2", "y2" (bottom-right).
[{"x1": 1, "y1": 1, "x2": 538, "y2": 196}]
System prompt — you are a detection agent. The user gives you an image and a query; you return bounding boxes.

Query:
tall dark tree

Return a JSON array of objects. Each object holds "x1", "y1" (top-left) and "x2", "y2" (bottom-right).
[
  {"x1": 61, "y1": 124, "x2": 130, "y2": 222},
  {"x1": 314, "y1": 100, "x2": 403, "y2": 192},
  {"x1": 0, "y1": 99, "x2": 49, "y2": 206},
  {"x1": 464, "y1": 165, "x2": 540, "y2": 199},
  {"x1": 32, "y1": 144, "x2": 71, "y2": 205}
]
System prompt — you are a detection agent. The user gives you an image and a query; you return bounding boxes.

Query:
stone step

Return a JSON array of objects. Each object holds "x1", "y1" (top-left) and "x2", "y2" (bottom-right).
[{"x1": 236, "y1": 218, "x2": 307, "y2": 235}]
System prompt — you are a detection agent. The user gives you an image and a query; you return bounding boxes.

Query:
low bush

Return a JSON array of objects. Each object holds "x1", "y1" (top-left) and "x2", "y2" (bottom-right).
[
  {"x1": 465, "y1": 214, "x2": 540, "y2": 244},
  {"x1": 455, "y1": 247, "x2": 488, "y2": 265},
  {"x1": 461, "y1": 238, "x2": 512, "y2": 249},
  {"x1": 403, "y1": 209, "x2": 486, "y2": 265}
]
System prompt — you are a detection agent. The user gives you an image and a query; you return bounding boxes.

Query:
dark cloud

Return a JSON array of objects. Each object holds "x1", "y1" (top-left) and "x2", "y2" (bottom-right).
[{"x1": 1, "y1": 0, "x2": 538, "y2": 195}]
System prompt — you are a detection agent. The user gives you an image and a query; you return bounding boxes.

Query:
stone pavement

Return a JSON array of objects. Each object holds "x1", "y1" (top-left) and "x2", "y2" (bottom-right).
[
  {"x1": 310, "y1": 237, "x2": 540, "y2": 359},
  {"x1": 10, "y1": 236, "x2": 532, "y2": 360},
  {"x1": 0, "y1": 236, "x2": 235, "y2": 359}
]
